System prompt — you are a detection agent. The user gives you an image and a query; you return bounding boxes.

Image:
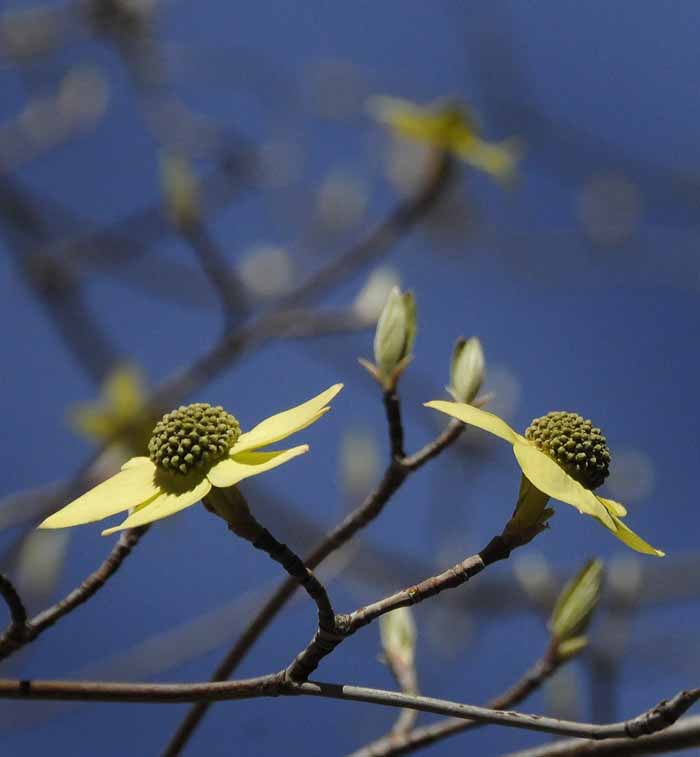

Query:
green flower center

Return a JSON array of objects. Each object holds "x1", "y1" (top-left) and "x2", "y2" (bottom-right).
[
  {"x1": 148, "y1": 403, "x2": 240, "y2": 475},
  {"x1": 525, "y1": 411, "x2": 611, "y2": 490}
]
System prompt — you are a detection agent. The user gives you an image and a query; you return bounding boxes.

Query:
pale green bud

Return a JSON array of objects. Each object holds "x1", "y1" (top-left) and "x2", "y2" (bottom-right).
[
  {"x1": 372, "y1": 287, "x2": 416, "y2": 388},
  {"x1": 549, "y1": 559, "x2": 604, "y2": 642},
  {"x1": 448, "y1": 336, "x2": 484, "y2": 403},
  {"x1": 379, "y1": 606, "x2": 416, "y2": 668},
  {"x1": 556, "y1": 636, "x2": 589, "y2": 662},
  {"x1": 160, "y1": 152, "x2": 200, "y2": 231}
]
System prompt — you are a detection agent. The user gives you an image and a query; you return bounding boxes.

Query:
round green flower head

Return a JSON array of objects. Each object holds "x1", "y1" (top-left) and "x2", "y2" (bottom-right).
[
  {"x1": 39, "y1": 384, "x2": 343, "y2": 535},
  {"x1": 424, "y1": 398, "x2": 664, "y2": 556},
  {"x1": 525, "y1": 411, "x2": 610, "y2": 491},
  {"x1": 148, "y1": 403, "x2": 241, "y2": 475}
]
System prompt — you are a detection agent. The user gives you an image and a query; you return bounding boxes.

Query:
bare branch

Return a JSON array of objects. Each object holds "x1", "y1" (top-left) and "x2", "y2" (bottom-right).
[
  {"x1": 0, "y1": 574, "x2": 28, "y2": 655},
  {"x1": 0, "y1": 674, "x2": 695, "y2": 746},
  {"x1": 351, "y1": 644, "x2": 561, "y2": 757},
  {"x1": 164, "y1": 397, "x2": 464, "y2": 754},
  {"x1": 178, "y1": 221, "x2": 250, "y2": 326},
  {"x1": 0, "y1": 527, "x2": 148, "y2": 661},
  {"x1": 504, "y1": 714, "x2": 700, "y2": 756},
  {"x1": 152, "y1": 151, "x2": 453, "y2": 412},
  {"x1": 203, "y1": 489, "x2": 336, "y2": 633},
  {"x1": 284, "y1": 536, "x2": 512, "y2": 683}
]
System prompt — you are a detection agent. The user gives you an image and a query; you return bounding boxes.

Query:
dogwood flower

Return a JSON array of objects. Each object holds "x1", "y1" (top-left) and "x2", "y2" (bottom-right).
[
  {"x1": 69, "y1": 363, "x2": 154, "y2": 455},
  {"x1": 368, "y1": 95, "x2": 523, "y2": 184},
  {"x1": 40, "y1": 384, "x2": 343, "y2": 536},
  {"x1": 425, "y1": 401, "x2": 663, "y2": 557}
]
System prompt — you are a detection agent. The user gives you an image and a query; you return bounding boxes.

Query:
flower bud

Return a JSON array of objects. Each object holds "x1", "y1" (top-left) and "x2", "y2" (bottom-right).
[
  {"x1": 448, "y1": 337, "x2": 484, "y2": 403},
  {"x1": 380, "y1": 606, "x2": 416, "y2": 669},
  {"x1": 549, "y1": 559, "x2": 604, "y2": 642},
  {"x1": 370, "y1": 287, "x2": 416, "y2": 389},
  {"x1": 160, "y1": 152, "x2": 200, "y2": 231}
]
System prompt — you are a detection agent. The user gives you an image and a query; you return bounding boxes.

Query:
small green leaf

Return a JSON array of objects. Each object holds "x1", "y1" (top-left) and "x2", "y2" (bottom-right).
[
  {"x1": 549, "y1": 559, "x2": 604, "y2": 641},
  {"x1": 556, "y1": 635, "x2": 588, "y2": 661}
]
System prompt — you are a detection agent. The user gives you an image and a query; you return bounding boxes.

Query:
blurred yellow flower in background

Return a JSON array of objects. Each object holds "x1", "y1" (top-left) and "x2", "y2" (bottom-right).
[
  {"x1": 70, "y1": 363, "x2": 153, "y2": 456},
  {"x1": 368, "y1": 95, "x2": 523, "y2": 184}
]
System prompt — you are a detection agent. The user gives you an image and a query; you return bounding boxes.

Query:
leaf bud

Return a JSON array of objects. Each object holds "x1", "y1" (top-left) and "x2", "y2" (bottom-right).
[{"x1": 448, "y1": 336, "x2": 484, "y2": 403}]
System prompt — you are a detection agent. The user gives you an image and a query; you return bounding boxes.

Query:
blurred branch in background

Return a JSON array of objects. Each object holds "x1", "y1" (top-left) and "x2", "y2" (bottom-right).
[{"x1": 1, "y1": 2, "x2": 699, "y2": 756}]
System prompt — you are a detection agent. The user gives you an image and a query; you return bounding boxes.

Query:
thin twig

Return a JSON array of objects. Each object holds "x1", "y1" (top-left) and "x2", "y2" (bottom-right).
[
  {"x1": 163, "y1": 403, "x2": 464, "y2": 755},
  {"x1": 0, "y1": 574, "x2": 28, "y2": 655},
  {"x1": 383, "y1": 390, "x2": 405, "y2": 460},
  {"x1": 0, "y1": 527, "x2": 148, "y2": 661},
  {"x1": 203, "y1": 489, "x2": 336, "y2": 632},
  {"x1": 0, "y1": 575, "x2": 26, "y2": 629},
  {"x1": 352, "y1": 643, "x2": 561, "y2": 757},
  {"x1": 284, "y1": 535, "x2": 512, "y2": 682},
  {"x1": 503, "y1": 713, "x2": 700, "y2": 756},
  {"x1": 179, "y1": 222, "x2": 250, "y2": 326},
  {"x1": 152, "y1": 151, "x2": 453, "y2": 413},
  {"x1": 0, "y1": 674, "x2": 695, "y2": 744},
  {"x1": 0, "y1": 174, "x2": 120, "y2": 383}
]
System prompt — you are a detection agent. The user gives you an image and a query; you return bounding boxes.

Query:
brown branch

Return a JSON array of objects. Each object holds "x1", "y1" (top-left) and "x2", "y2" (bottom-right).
[
  {"x1": 203, "y1": 488, "x2": 336, "y2": 633},
  {"x1": 0, "y1": 174, "x2": 120, "y2": 383},
  {"x1": 151, "y1": 150, "x2": 453, "y2": 413},
  {"x1": 0, "y1": 673, "x2": 695, "y2": 745},
  {"x1": 284, "y1": 536, "x2": 512, "y2": 682},
  {"x1": 274, "y1": 151, "x2": 453, "y2": 312},
  {"x1": 179, "y1": 222, "x2": 250, "y2": 326},
  {"x1": 0, "y1": 527, "x2": 148, "y2": 661},
  {"x1": 164, "y1": 406, "x2": 464, "y2": 754},
  {"x1": 352, "y1": 643, "x2": 562, "y2": 757},
  {"x1": 0, "y1": 574, "x2": 27, "y2": 654},
  {"x1": 383, "y1": 390, "x2": 406, "y2": 460},
  {"x1": 504, "y1": 713, "x2": 700, "y2": 756}
]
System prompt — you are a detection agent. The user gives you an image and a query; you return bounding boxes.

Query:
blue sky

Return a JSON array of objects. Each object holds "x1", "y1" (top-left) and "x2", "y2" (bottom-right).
[{"x1": 1, "y1": 2, "x2": 700, "y2": 755}]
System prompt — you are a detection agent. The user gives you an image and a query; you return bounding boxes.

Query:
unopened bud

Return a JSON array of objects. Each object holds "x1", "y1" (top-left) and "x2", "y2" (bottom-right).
[
  {"x1": 448, "y1": 337, "x2": 484, "y2": 403},
  {"x1": 380, "y1": 606, "x2": 416, "y2": 669},
  {"x1": 160, "y1": 152, "x2": 200, "y2": 231},
  {"x1": 361, "y1": 287, "x2": 416, "y2": 390},
  {"x1": 549, "y1": 559, "x2": 604, "y2": 642}
]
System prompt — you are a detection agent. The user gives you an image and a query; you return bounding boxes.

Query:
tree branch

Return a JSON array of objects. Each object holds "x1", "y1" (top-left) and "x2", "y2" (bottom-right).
[
  {"x1": 351, "y1": 643, "x2": 562, "y2": 757},
  {"x1": 179, "y1": 221, "x2": 250, "y2": 326},
  {"x1": 203, "y1": 488, "x2": 336, "y2": 633},
  {"x1": 503, "y1": 714, "x2": 700, "y2": 756},
  {"x1": 0, "y1": 574, "x2": 27, "y2": 654},
  {"x1": 151, "y1": 151, "x2": 453, "y2": 414},
  {"x1": 0, "y1": 674, "x2": 694, "y2": 746},
  {"x1": 164, "y1": 397, "x2": 464, "y2": 754},
  {"x1": 284, "y1": 535, "x2": 512, "y2": 682},
  {"x1": 0, "y1": 527, "x2": 148, "y2": 661}
]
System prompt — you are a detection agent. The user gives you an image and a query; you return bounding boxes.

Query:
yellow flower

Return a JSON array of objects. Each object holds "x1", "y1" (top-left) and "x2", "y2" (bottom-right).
[
  {"x1": 41, "y1": 384, "x2": 343, "y2": 536},
  {"x1": 425, "y1": 401, "x2": 664, "y2": 557},
  {"x1": 70, "y1": 363, "x2": 154, "y2": 455},
  {"x1": 367, "y1": 95, "x2": 523, "y2": 184}
]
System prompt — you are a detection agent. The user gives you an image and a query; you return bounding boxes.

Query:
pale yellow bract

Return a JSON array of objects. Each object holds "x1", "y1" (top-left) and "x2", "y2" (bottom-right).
[
  {"x1": 425, "y1": 400, "x2": 664, "y2": 557},
  {"x1": 368, "y1": 95, "x2": 523, "y2": 184},
  {"x1": 40, "y1": 384, "x2": 343, "y2": 536}
]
